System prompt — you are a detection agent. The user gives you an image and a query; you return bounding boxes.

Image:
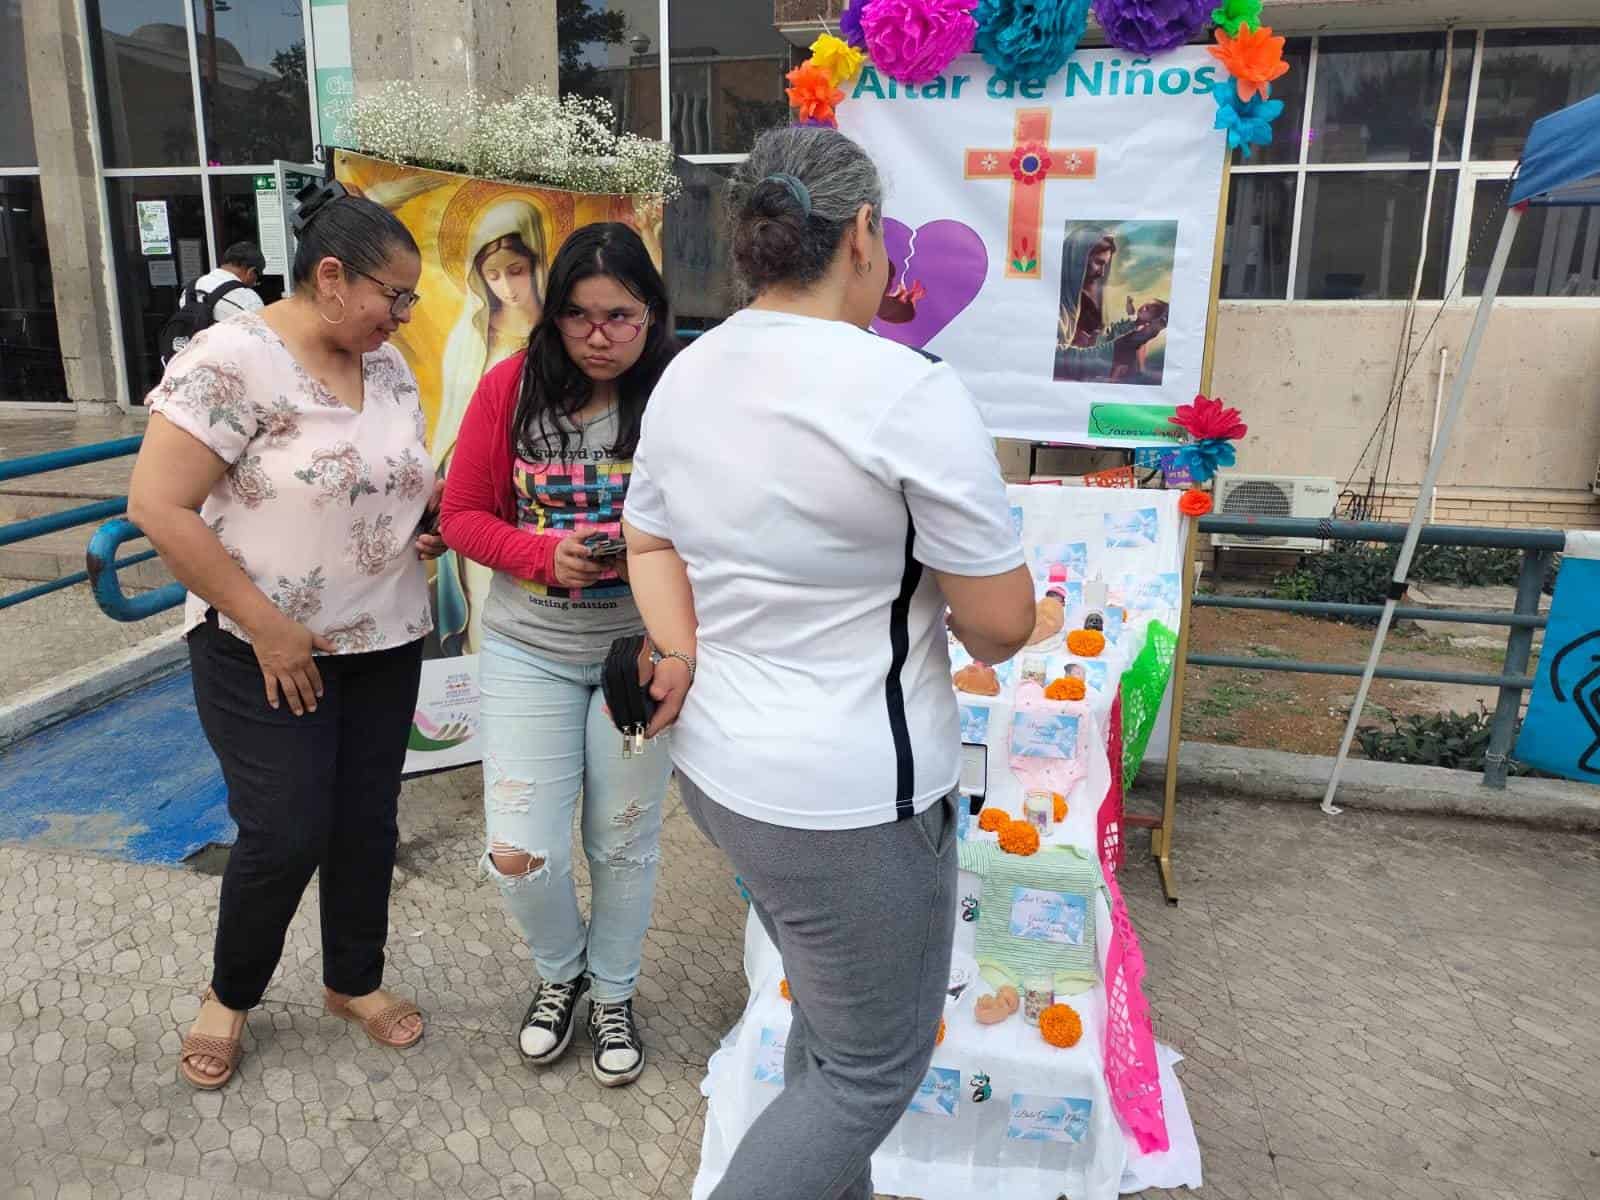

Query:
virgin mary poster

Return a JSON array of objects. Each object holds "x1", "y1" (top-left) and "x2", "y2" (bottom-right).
[{"x1": 333, "y1": 151, "x2": 665, "y2": 770}]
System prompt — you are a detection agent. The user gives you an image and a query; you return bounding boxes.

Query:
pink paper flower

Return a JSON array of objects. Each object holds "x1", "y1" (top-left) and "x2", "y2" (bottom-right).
[
  {"x1": 862, "y1": 0, "x2": 978, "y2": 85},
  {"x1": 1170, "y1": 393, "x2": 1248, "y2": 440}
]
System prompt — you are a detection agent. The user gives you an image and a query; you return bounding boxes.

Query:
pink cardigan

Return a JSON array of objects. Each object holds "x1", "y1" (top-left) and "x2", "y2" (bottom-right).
[{"x1": 438, "y1": 351, "x2": 564, "y2": 584}]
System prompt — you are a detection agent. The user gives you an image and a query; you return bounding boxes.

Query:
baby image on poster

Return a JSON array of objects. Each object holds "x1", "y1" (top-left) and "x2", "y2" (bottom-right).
[{"x1": 1055, "y1": 220, "x2": 1178, "y2": 387}]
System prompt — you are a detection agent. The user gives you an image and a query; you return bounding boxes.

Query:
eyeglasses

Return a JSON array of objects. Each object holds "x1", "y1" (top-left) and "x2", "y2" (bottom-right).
[
  {"x1": 554, "y1": 311, "x2": 649, "y2": 344},
  {"x1": 343, "y1": 263, "x2": 421, "y2": 318}
]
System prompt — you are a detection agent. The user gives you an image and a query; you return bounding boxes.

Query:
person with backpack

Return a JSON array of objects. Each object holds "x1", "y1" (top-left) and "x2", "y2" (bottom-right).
[{"x1": 160, "y1": 242, "x2": 266, "y2": 365}]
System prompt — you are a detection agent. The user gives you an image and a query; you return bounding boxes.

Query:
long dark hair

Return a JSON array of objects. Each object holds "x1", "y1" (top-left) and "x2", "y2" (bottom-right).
[{"x1": 512, "y1": 223, "x2": 675, "y2": 463}]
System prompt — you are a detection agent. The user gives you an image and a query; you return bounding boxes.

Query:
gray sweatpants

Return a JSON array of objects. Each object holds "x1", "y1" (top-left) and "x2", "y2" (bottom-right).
[{"x1": 679, "y1": 774, "x2": 958, "y2": 1200}]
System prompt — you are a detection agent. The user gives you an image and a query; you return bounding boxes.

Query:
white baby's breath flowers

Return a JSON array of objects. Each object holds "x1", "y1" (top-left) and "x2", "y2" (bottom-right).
[{"x1": 347, "y1": 84, "x2": 679, "y2": 198}]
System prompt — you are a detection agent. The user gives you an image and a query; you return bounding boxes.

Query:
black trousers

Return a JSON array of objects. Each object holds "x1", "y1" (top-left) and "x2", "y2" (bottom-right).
[{"x1": 188, "y1": 616, "x2": 424, "y2": 1010}]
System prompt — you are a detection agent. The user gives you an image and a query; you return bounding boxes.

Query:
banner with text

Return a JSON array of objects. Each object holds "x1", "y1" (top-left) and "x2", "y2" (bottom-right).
[{"x1": 838, "y1": 49, "x2": 1228, "y2": 445}]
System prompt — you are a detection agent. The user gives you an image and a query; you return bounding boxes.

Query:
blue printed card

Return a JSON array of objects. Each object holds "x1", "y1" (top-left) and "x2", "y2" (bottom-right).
[
  {"x1": 754, "y1": 1028, "x2": 785, "y2": 1086},
  {"x1": 1031, "y1": 542, "x2": 1088, "y2": 582},
  {"x1": 1007, "y1": 1094, "x2": 1093, "y2": 1143},
  {"x1": 959, "y1": 703, "x2": 992, "y2": 744},
  {"x1": 1009, "y1": 886, "x2": 1087, "y2": 946},
  {"x1": 1105, "y1": 508, "x2": 1159, "y2": 550},
  {"x1": 1010, "y1": 710, "x2": 1080, "y2": 759},
  {"x1": 1010, "y1": 506, "x2": 1025, "y2": 538},
  {"x1": 908, "y1": 1067, "x2": 962, "y2": 1118}
]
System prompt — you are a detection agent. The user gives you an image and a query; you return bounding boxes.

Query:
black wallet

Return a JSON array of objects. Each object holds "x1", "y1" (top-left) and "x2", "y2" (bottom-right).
[{"x1": 602, "y1": 634, "x2": 656, "y2": 754}]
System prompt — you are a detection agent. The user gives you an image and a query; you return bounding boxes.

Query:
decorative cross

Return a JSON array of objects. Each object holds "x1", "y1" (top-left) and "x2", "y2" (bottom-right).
[{"x1": 964, "y1": 108, "x2": 1096, "y2": 280}]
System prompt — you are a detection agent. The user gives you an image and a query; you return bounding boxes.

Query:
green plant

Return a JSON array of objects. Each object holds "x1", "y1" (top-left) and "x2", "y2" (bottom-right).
[
  {"x1": 1356, "y1": 704, "x2": 1535, "y2": 775},
  {"x1": 1271, "y1": 543, "x2": 1548, "y2": 621}
]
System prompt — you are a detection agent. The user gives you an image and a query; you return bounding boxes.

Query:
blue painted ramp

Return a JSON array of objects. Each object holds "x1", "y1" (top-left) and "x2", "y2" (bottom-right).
[{"x1": 0, "y1": 669, "x2": 233, "y2": 864}]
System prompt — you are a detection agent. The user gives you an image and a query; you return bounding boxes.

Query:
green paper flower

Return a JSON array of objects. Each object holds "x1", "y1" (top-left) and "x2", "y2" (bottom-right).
[{"x1": 1210, "y1": 0, "x2": 1262, "y2": 35}]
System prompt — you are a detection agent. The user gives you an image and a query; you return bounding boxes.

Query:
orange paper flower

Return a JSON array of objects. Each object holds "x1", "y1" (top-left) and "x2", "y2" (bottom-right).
[
  {"x1": 1208, "y1": 24, "x2": 1289, "y2": 102},
  {"x1": 977, "y1": 806, "x2": 1010, "y2": 833},
  {"x1": 1066, "y1": 629, "x2": 1106, "y2": 657},
  {"x1": 1053, "y1": 793, "x2": 1068, "y2": 823},
  {"x1": 1040, "y1": 1002, "x2": 1083, "y2": 1048},
  {"x1": 935, "y1": 1017, "x2": 947, "y2": 1046},
  {"x1": 1045, "y1": 676, "x2": 1087, "y2": 702},
  {"x1": 998, "y1": 819, "x2": 1041, "y2": 856},
  {"x1": 779, "y1": 978, "x2": 792, "y2": 1002},
  {"x1": 785, "y1": 62, "x2": 845, "y2": 125},
  {"x1": 1179, "y1": 487, "x2": 1213, "y2": 517}
]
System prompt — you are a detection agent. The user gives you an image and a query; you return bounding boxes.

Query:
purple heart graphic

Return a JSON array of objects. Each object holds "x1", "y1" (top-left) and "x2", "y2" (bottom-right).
[{"x1": 871, "y1": 218, "x2": 988, "y2": 351}]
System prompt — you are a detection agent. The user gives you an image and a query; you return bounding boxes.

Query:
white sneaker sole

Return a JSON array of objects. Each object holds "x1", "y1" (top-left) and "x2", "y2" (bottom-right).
[{"x1": 591, "y1": 1053, "x2": 644, "y2": 1088}]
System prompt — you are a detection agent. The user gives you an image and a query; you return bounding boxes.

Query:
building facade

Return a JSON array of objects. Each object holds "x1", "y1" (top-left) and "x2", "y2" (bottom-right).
[{"x1": 5, "y1": 0, "x2": 1598, "y2": 527}]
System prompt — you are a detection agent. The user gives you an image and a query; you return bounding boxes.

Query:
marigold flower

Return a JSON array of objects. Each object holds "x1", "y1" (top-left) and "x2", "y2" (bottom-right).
[
  {"x1": 1053, "y1": 793, "x2": 1068, "y2": 823},
  {"x1": 998, "y1": 819, "x2": 1041, "y2": 856},
  {"x1": 977, "y1": 807, "x2": 1010, "y2": 833},
  {"x1": 1040, "y1": 1002, "x2": 1083, "y2": 1047},
  {"x1": 779, "y1": 978, "x2": 792, "y2": 1002},
  {"x1": 1066, "y1": 629, "x2": 1106, "y2": 657},
  {"x1": 1045, "y1": 676, "x2": 1087, "y2": 702}
]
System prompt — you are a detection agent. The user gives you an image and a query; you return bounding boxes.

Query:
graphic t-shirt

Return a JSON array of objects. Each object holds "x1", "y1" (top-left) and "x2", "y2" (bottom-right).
[{"x1": 481, "y1": 405, "x2": 644, "y2": 662}]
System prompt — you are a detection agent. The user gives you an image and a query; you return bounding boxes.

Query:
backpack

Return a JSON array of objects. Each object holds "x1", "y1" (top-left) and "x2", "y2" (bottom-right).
[{"x1": 158, "y1": 279, "x2": 250, "y2": 366}]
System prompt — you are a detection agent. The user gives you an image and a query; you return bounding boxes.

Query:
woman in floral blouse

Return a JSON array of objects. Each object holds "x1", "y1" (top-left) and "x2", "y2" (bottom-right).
[{"x1": 129, "y1": 181, "x2": 445, "y2": 1090}]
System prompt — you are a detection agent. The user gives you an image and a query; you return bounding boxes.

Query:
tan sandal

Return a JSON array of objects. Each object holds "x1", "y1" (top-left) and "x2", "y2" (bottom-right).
[
  {"x1": 178, "y1": 989, "x2": 245, "y2": 1091},
  {"x1": 325, "y1": 989, "x2": 425, "y2": 1048}
]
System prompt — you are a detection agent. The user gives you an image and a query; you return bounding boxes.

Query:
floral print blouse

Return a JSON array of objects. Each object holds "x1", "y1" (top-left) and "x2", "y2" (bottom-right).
[{"x1": 147, "y1": 313, "x2": 433, "y2": 654}]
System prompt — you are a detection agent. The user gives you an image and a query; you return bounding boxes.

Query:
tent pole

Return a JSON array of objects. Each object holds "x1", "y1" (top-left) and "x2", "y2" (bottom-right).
[{"x1": 1321, "y1": 206, "x2": 1523, "y2": 814}]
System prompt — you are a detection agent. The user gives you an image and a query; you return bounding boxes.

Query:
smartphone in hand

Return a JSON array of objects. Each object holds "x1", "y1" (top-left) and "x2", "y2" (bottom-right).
[{"x1": 583, "y1": 532, "x2": 628, "y2": 559}]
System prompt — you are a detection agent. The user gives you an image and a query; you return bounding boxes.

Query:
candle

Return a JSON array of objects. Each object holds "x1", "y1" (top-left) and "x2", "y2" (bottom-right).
[{"x1": 1023, "y1": 790, "x2": 1053, "y2": 834}]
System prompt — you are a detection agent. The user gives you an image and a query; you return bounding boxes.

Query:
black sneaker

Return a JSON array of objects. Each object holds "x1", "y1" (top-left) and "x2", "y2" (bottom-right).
[
  {"x1": 588, "y1": 998, "x2": 644, "y2": 1087},
  {"x1": 518, "y1": 976, "x2": 589, "y2": 1065}
]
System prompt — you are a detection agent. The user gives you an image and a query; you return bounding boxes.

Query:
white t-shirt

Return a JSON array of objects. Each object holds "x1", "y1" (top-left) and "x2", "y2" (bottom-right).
[
  {"x1": 185, "y1": 268, "x2": 263, "y2": 319},
  {"x1": 626, "y1": 309, "x2": 1023, "y2": 830}
]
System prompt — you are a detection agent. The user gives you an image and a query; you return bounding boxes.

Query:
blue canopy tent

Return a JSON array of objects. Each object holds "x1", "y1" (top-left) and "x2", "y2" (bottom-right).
[{"x1": 1323, "y1": 92, "x2": 1600, "y2": 812}]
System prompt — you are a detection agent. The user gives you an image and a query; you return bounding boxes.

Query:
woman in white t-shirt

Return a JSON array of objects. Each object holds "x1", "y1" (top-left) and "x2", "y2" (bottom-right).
[{"x1": 622, "y1": 126, "x2": 1035, "y2": 1199}]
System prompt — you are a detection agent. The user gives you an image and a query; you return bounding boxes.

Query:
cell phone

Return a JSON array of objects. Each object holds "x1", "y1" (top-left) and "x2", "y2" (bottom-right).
[{"x1": 583, "y1": 532, "x2": 627, "y2": 559}]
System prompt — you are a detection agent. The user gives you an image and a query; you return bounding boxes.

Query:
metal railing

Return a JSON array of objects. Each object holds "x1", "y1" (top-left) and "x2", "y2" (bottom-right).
[
  {"x1": 0, "y1": 436, "x2": 153, "y2": 612},
  {"x1": 1193, "y1": 515, "x2": 1560, "y2": 788}
]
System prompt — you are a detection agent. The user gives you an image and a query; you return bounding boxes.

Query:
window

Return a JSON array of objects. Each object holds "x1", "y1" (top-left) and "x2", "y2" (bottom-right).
[
  {"x1": 105, "y1": 177, "x2": 208, "y2": 396},
  {"x1": 1, "y1": 0, "x2": 37, "y2": 167},
  {"x1": 86, "y1": 0, "x2": 200, "y2": 168},
  {"x1": 558, "y1": 0, "x2": 662, "y2": 139},
  {"x1": 664, "y1": 160, "x2": 737, "y2": 322},
  {"x1": 1221, "y1": 28, "x2": 1599, "y2": 302},
  {"x1": 0, "y1": 179, "x2": 65, "y2": 404},
  {"x1": 669, "y1": 0, "x2": 798, "y2": 155},
  {"x1": 192, "y1": 0, "x2": 312, "y2": 165}
]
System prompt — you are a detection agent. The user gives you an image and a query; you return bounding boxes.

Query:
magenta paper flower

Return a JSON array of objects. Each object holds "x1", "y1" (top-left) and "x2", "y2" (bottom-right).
[
  {"x1": 862, "y1": 0, "x2": 978, "y2": 84},
  {"x1": 1170, "y1": 393, "x2": 1248, "y2": 441}
]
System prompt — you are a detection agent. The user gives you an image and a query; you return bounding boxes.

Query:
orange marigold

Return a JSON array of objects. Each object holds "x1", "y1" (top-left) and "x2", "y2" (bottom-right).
[
  {"x1": 785, "y1": 62, "x2": 845, "y2": 125},
  {"x1": 779, "y1": 978, "x2": 792, "y2": 1002},
  {"x1": 1178, "y1": 487, "x2": 1213, "y2": 517},
  {"x1": 1065, "y1": 629, "x2": 1106, "y2": 657},
  {"x1": 998, "y1": 819, "x2": 1041, "y2": 856},
  {"x1": 935, "y1": 1017, "x2": 947, "y2": 1046},
  {"x1": 1053, "y1": 793, "x2": 1068, "y2": 823},
  {"x1": 977, "y1": 807, "x2": 1010, "y2": 833},
  {"x1": 1208, "y1": 24, "x2": 1290, "y2": 102},
  {"x1": 1045, "y1": 676, "x2": 1087, "y2": 702},
  {"x1": 1039, "y1": 1003, "x2": 1083, "y2": 1048}
]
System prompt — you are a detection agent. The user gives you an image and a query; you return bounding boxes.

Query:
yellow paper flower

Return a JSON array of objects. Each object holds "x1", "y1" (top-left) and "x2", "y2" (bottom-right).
[{"x1": 809, "y1": 33, "x2": 866, "y2": 88}]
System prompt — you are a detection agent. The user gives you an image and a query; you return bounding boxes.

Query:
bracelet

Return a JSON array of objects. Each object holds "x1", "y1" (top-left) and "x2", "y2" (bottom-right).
[{"x1": 649, "y1": 648, "x2": 696, "y2": 683}]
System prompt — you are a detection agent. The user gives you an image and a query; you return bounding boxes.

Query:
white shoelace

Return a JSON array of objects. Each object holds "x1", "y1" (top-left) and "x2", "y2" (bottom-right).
[
  {"x1": 591, "y1": 1004, "x2": 637, "y2": 1050},
  {"x1": 527, "y1": 981, "x2": 579, "y2": 1029}
]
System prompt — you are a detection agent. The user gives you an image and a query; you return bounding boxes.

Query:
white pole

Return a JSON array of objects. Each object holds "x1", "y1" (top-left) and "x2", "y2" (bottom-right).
[{"x1": 1322, "y1": 206, "x2": 1523, "y2": 814}]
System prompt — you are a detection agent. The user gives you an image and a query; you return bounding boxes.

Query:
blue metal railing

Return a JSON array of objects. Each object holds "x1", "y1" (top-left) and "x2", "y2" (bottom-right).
[
  {"x1": 1192, "y1": 514, "x2": 1559, "y2": 789},
  {"x1": 88, "y1": 518, "x2": 184, "y2": 620}
]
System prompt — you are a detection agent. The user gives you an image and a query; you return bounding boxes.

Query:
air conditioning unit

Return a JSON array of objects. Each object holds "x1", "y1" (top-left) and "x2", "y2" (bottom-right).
[{"x1": 1211, "y1": 473, "x2": 1338, "y2": 551}]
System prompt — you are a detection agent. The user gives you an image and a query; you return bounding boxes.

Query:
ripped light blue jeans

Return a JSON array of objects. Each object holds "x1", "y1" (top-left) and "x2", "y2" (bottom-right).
[{"x1": 479, "y1": 634, "x2": 670, "y2": 1003}]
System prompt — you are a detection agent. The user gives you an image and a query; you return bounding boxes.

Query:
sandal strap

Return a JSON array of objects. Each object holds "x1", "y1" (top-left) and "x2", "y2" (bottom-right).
[
  {"x1": 362, "y1": 1001, "x2": 422, "y2": 1042},
  {"x1": 181, "y1": 1031, "x2": 243, "y2": 1067}
]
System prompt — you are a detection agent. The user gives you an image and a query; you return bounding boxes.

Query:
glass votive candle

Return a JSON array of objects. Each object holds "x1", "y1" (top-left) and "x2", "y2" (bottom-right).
[{"x1": 1022, "y1": 975, "x2": 1054, "y2": 1026}]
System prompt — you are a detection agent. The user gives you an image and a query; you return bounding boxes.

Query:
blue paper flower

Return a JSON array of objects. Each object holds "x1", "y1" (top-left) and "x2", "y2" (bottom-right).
[
  {"x1": 975, "y1": 0, "x2": 1091, "y2": 83},
  {"x1": 1211, "y1": 79, "x2": 1284, "y2": 159},
  {"x1": 1171, "y1": 437, "x2": 1237, "y2": 483}
]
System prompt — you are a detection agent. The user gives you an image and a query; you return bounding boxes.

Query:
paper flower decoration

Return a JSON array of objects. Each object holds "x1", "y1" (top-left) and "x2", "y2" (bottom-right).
[
  {"x1": 1171, "y1": 392, "x2": 1247, "y2": 441},
  {"x1": 862, "y1": 0, "x2": 978, "y2": 84},
  {"x1": 1092, "y1": 0, "x2": 1211, "y2": 56},
  {"x1": 840, "y1": 0, "x2": 871, "y2": 48},
  {"x1": 1209, "y1": 0, "x2": 1261, "y2": 35},
  {"x1": 977, "y1": 806, "x2": 1011, "y2": 832},
  {"x1": 1053, "y1": 793, "x2": 1068, "y2": 822},
  {"x1": 998, "y1": 819, "x2": 1041, "y2": 856},
  {"x1": 1178, "y1": 487, "x2": 1214, "y2": 517},
  {"x1": 1171, "y1": 439, "x2": 1237, "y2": 482},
  {"x1": 809, "y1": 32, "x2": 866, "y2": 87},
  {"x1": 1011, "y1": 143, "x2": 1053, "y2": 185},
  {"x1": 785, "y1": 62, "x2": 845, "y2": 126},
  {"x1": 1208, "y1": 23, "x2": 1289, "y2": 102},
  {"x1": 1045, "y1": 676, "x2": 1087, "y2": 701},
  {"x1": 975, "y1": 0, "x2": 1089, "y2": 83},
  {"x1": 1213, "y1": 82, "x2": 1284, "y2": 158},
  {"x1": 1066, "y1": 629, "x2": 1106, "y2": 657},
  {"x1": 1040, "y1": 1002, "x2": 1084, "y2": 1047}
]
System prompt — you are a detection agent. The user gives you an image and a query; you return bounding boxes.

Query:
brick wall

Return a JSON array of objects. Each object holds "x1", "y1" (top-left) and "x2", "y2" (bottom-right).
[{"x1": 774, "y1": 0, "x2": 844, "y2": 25}]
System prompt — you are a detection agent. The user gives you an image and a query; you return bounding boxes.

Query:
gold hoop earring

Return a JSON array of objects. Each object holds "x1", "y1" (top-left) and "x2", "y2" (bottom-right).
[{"x1": 319, "y1": 293, "x2": 348, "y2": 326}]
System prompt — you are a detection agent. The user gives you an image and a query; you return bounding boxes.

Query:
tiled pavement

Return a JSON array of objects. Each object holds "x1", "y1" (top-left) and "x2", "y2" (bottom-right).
[{"x1": 3, "y1": 769, "x2": 1598, "y2": 1200}]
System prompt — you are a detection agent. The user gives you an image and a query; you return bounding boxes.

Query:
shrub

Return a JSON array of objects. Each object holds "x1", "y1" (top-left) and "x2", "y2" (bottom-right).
[
  {"x1": 1356, "y1": 704, "x2": 1535, "y2": 776},
  {"x1": 1272, "y1": 543, "x2": 1553, "y2": 619}
]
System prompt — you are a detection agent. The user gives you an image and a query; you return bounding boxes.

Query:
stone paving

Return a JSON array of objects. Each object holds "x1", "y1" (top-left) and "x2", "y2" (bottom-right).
[{"x1": 2, "y1": 766, "x2": 1598, "y2": 1200}]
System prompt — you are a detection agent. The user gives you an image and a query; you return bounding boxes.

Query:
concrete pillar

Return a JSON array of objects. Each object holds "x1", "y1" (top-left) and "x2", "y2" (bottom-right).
[
  {"x1": 20, "y1": 0, "x2": 123, "y2": 412},
  {"x1": 349, "y1": 0, "x2": 558, "y2": 104}
]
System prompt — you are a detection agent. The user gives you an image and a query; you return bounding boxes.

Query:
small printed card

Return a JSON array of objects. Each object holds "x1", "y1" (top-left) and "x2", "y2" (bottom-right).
[
  {"x1": 1127, "y1": 572, "x2": 1181, "y2": 612},
  {"x1": 908, "y1": 1067, "x2": 962, "y2": 1118},
  {"x1": 1007, "y1": 1094, "x2": 1094, "y2": 1144},
  {"x1": 1010, "y1": 709, "x2": 1081, "y2": 760},
  {"x1": 754, "y1": 1028, "x2": 786, "y2": 1086},
  {"x1": 1008, "y1": 886, "x2": 1088, "y2": 946},
  {"x1": 1105, "y1": 507, "x2": 1159, "y2": 550},
  {"x1": 1031, "y1": 542, "x2": 1088, "y2": 582},
  {"x1": 1084, "y1": 660, "x2": 1108, "y2": 691},
  {"x1": 959, "y1": 704, "x2": 992, "y2": 744}
]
